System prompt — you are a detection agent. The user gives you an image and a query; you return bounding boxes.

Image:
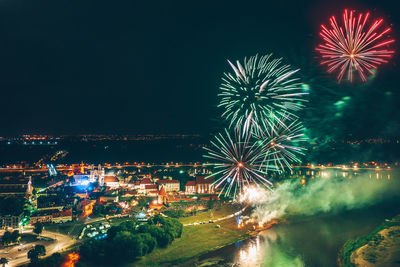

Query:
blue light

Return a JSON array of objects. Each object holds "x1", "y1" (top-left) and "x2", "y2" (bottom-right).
[{"x1": 136, "y1": 212, "x2": 146, "y2": 219}]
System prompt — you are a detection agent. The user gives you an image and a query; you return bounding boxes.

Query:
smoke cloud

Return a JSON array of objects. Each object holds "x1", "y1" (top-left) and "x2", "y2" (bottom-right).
[{"x1": 251, "y1": 173, "x2": 399, "y2": 224}]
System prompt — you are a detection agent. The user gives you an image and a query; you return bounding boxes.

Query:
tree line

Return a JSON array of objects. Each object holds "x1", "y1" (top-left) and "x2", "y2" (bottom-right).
[{"x1": 80, "y1": 215, "x2": 182, "y2": 265}]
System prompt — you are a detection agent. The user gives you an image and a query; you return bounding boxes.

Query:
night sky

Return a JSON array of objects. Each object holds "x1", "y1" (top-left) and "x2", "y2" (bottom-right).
[{"x1": 0, "y1": 0, "x2": 399, "y2": 136}]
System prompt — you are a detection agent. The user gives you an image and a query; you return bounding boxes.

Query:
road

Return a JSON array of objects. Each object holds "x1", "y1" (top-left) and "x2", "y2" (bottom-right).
[{"x1": 1, "y1": 230, "x2": 76, "y2": 267}]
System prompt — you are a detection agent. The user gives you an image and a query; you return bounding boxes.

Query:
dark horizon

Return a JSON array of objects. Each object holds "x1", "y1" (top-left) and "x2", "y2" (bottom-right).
[{"x1": 1, "y1": 0, "x2": 400, "y2": 138}]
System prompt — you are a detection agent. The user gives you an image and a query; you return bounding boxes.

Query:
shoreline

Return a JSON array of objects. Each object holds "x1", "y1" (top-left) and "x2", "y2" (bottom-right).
[
  {"x1": 339, "y1": 214, "x2": 400, "y2": 267},
  {"x1": 150, "y1": 219, "x2": 280, "y2": 267}
]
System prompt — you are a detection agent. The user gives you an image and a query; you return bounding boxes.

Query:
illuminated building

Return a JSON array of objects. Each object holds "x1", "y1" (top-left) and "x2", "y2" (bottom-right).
[
  {"x1": 0, "y1": 214, "x2": 23, "y2": 229},
  {"x1": 157, "y1": 179, "x2": 180, "y2": 192},
  {"x1": 30, "y1": 208, "x2": 72, "y2": 225},
  {"x1": 185, "y1": 181, "x2": 196, "y2": 194},
  {"x1": 73, "y1": 164, "x2": 105, "y2": 186},
  {"x1": 195, "y1": 176, "x2": 215, "y2": 194},
  {"x1": 103, "y1": 176, "x2": 119, "y2": 187},
  {"x1": 158, "y1": 187, "x2": 168, "y2": 204},
  {"x1": 0, "y1": 176, "x2": 33, "y2": 197}
]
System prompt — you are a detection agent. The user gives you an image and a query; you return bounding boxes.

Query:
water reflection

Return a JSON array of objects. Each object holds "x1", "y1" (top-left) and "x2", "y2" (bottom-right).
[
  {"x1": 238, "y1": 235, "x2": 262, "y2": 266},
  {"x1": 229, "y1": 203, "x2": 400, "y2": 267},
  {"x1": 196, "y1": 170, "x2": 400, "y2": 267},
  {"x1": 290, "y1": 168, "x2": 393, "y2": 185}
]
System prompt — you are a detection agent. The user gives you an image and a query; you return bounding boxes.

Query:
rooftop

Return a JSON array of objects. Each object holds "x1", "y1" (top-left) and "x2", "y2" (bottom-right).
[
  {"x1": 104, "y1": 176, "x2": 119, "y2": 183},
  {"x1": 145, "y1": 184, "x2": 157, "y2": 190},
  {"x1": 185, "y1": 181, "x2": 196, "y2": 186},
  {"x1": 140, "y1": 178, "x2": 152, "y2": 185},
  {"x1": 196, "y1": 176, "x2": 214, "y2": 184},
  {"x1": 157, "y1": 179, "x2": 179, "y2": 184}
]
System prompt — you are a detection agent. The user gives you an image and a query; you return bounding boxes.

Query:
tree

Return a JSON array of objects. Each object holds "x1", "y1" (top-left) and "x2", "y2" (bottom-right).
[
  {"x1": 33, "y1": 222, "x2": 43, "y2": 235},
  {"x1": 11, "y1": 230, "x2": 20, "y2": 243},
  {"x1": 80, "y1": 240, "x2": 108, "y2": 264},
  {"x1": 28, "y1": 244, "x2": 46, "y2": 264},
  {"x1": 42, "y1": 252, "x2": 62, "y2": 267},
  {"x1": 138, "y1": 197, "x2": 147, "y2": 209},
  {"x1": 112, "y1": 231, "x2": 140, "y2": 261},
  {"x1": 28, "y1": 249, "x2": 39, "y2": 264},
  {"x1": 0, "y1": 257, "x2": 8, "y2": 267},
  {"x1": 140, "y1": 233, "x2": 156, "y2": 254},
  {"x1": 35, "y1": 245, "x2": 46, "y2": 257},
  {"x1": 1, "y1": 231, "x2": 12, "y2": 246},
  {"x1": 23, "y1": 201, "x2": 32, "y2": 217},
  {"x1": 92, "y1": 204, "x2": 105, "y2": 216},
  {"x1": 207, "y1": 199, "x2": 215, "y2": 210}
]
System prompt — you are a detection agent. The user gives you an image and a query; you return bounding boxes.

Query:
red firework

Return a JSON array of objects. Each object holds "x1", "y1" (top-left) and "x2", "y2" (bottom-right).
[{"x1": 316, "y1": 9, "x2": 395, "y2": 82}]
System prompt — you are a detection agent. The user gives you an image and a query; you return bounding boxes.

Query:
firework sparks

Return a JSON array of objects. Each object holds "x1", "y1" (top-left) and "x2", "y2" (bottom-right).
[
  {"x1": 238, "y1": 186, "x2": 268, "y2": 204},
  {"x1": 204, "y1": 128, "x2": 276, "y2": 199},
  {"x1": 219, "y1": 54, "x2": 308, "y2": 134},
  {"x1": 316, "y1": 9, "x2": 395, "y2": 82},
  {"x1": 255, "y1": 114, "x2": 307, "y2": 172}
]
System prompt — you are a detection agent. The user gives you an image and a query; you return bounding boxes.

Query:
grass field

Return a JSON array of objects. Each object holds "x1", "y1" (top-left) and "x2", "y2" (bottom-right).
[
  {"x1": 136, "y1": 219, "x2": 251, "y2": 266},
  {"x1": 135, "y1": 205, "x2": 253, "y2": 266},
  {"x1": 45, "y1": 204, "x2": 252, "y2": 266},
  {"x1": 178, "y1": 205, "x2": 237, "y2": 225}
]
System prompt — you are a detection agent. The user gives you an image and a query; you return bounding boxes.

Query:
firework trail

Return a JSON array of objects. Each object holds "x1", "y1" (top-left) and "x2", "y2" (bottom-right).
[
  {"x1": 254, "y1": 114, "x2": 307, "y2": 172},
  {"x1": 219, "y1": 54, "x2": 308, "y2": 134},
  {"x1": 203, "y1": 128, "x2": 276, "y2": 199},
  {"x1": 316, "y1": 9, "x2": 395, "y2": 82}
]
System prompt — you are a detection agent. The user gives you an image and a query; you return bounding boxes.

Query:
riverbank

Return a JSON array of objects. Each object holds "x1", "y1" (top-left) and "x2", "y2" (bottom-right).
[
  {"x1": 135, "y1": 214, "x2": 277, "y2": 266},
  {"x1": 340, "y1": 214, "x2": 400, "y2": 267}
]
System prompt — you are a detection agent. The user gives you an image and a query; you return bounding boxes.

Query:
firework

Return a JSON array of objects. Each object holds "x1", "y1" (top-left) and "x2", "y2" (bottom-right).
[
  {"x1": 255, "y1": 114, "x2": 307, "y2": 172},
  {"x1": 204, "y1": 128, "x2": 275, "y2": 199},
  {"x1": 219, "y1": 54, "x2": 308, "y2": 134},
  {"x1": 316, "y1": 9, "x2": 395, "y2": 82}
]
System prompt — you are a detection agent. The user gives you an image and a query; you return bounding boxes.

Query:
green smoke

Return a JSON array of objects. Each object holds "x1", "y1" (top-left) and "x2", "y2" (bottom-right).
[{"x1": 252, "y1": 172, "x2": 399, "y2": 224}]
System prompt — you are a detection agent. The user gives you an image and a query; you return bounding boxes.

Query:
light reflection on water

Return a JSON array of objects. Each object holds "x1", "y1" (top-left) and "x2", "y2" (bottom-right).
[
  {"x1": 196, "y1": 170, "x2": 400, "y2": 267},
  {"x1": 234, "y1": 231, "x2": 305, "y2": 267},
  {"x1": 238, "y1": 235, "x2": 262, "y2": 266}
]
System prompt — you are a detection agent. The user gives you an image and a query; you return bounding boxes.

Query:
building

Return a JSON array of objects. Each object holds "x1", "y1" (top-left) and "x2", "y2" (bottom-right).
[
  {"x1": 77, "y1": 199, "x2": 96, "y2": 218},
  {"x1": 158, "y1": 187, "x2": 168, "y2": 204},
  {"x1": 157, "y1": 180, "x2": 180, "y2": 192},
  {"x1": 30, "y1": 208, "x2": 73, "y2": 224},
  {"x1": 138, "y1": 178, "x2": 153, "y2": 190},
  {"x1": 122, "y1": 190, "x2": 138, "y2": 198},
  {"x1": 30, "y1": 210, "x2": 54, "y2": 225},
  {"x1": 147, "y1": 190, "x2": 159, "y2": 197},
  {"x1": 0, "y1": 214, "x2": 23, "y2": 229},
  {"x1": 144, "y1": 184, "x2": 157, "y2": 195},
  {"x1": 99, "y1": 193, "x2": 119, "y2": 203},
  {"x1": 185, "y1": 181, "x2": 196, "y2": 194},
  {"x1": 0, "y1": 176, "x2": 33, "y2": 197},
  {"x1": 37, "y1": 196, "x2": 65, "y2": 211},
  {"x1": 72, "y1": 164, "x2": 105, "y2": 185},
  {"x1": 52, "y1": 209, "x2": 73, "y2": 223},
  {"x1": 195, "y1": 176, "x2": 215, "y2": 194},
  {"x1": 103, "y1": 176, "x2": 119, "y2": 187},
  {"x1": 89, "y1": 164, "x2": 105, "y2": 186}
]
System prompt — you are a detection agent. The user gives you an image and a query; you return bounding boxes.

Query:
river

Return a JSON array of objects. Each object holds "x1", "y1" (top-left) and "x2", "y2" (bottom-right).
[{"x1": 193, "y1": 169, "x2": 400, "y2": 267}]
